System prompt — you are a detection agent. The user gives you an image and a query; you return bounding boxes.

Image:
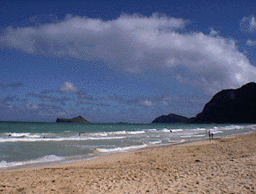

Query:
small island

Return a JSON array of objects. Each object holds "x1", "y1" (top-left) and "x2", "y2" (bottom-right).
[
  {"x1": 56, "y1": 116, "x2": 90, "y2": 123},
  {"x1": 151, "y1": 113, "x2": 189, "y2": 123}
]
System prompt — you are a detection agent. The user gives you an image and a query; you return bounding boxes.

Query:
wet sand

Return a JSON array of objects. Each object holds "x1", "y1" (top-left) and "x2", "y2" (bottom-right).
[{"x1": 0, "y1": 133, "x2": 255, "y2": 193}]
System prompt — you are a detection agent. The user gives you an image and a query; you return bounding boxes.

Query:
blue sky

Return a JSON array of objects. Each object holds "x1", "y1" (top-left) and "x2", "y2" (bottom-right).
[{"x1": 1, "y1": 0, "x2": 256, "y2": 123}]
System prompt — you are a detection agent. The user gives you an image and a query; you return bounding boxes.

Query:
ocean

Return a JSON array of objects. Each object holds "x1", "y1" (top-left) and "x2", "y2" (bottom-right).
[{"x1": 0, "y1": 122, "x2": 255, "y2": 170}]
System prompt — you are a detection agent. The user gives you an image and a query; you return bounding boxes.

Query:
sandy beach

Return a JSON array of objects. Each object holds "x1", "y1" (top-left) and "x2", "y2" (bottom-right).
[{"x1": 0, "y1": 133, "x2": 255, "y2": 193}]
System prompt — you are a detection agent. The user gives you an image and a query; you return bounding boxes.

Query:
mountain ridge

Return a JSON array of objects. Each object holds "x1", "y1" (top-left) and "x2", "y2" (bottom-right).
[{"x1": 187, "y1": 82, "x2": 256, "y2": 123}]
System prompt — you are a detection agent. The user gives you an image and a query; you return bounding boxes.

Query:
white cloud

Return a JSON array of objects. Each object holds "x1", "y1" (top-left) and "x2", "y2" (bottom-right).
[
  {"x1": 1, "y1": 14, "x2": 256, "y2": 93},
  {"x1": 210, "y1": 28, "x2": 218, "y2": 36},
  {"x1": 140, "y1": 100, "x2": 154, "y2": 107},
  {"x1": 162, "y1": 101, "x2": 169, "y2": 106},
  {"x1": 26, "y1": 103, "x2": 38, "y2": 110},
  {"x1": 60, "y1": 81, "x2": 78, "y2": 93},
  {"x1": 240, "y1": 15, "x2": 256, "y2": 32},
  {"x1": 246, "y1": 39, "x2": 256, "y2": 46}
]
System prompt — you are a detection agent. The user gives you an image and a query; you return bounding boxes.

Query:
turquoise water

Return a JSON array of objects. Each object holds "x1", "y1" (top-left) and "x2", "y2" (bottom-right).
[{"x1": 0, "y1": 122, "x2": 255, "y2": 169}]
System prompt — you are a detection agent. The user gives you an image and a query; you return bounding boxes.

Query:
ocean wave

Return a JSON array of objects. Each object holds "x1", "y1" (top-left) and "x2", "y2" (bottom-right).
[
  {"x1": 170, "y1": 129, "x2": 184, "y2": 132},
  {"x1": 109, "y1": 131, "x2": 127, "y2": 135},
  {"x1": 149, "y1": 140, "x2": 162, "y2": 144},
  {"x1": 145, "y1": 128, "x2": 157, "y2": 132},
  {"x1": 180, "y1": 133, "x2": 200, "y2": 138},
  {"x1": 193, "y1": 134, "x2": 205, "y2": 137},
  {"x1": 180, "y1": 135, "x2": 192, "y2": 138},
  {"x1": 209, "y1": 125, "x2": 250, "y2": 132},
  {"x1": 5, "y1": 133, "x2": 41, "y2": 138},
  {"x1": 221, "y1": 125, "x2": 245, "y2": 130},
  {"x1": 161, "y1": 128, "x2": 184, "y2": 133},
  {"x1": 211, "y1": 131, "x2": 223, "y2": 134},
  {"x1": 191, "y1": 128, "x2": 207, "y2": 131},
  {"x1": 0, "y1": 136, "x2": 126, "y2": 143},
  {"x1": 0, "y1": 155, "x2": 65, "y2": 169},
  {"x1": 88, "y1": 130, "x2": 145, "y2": 136},
  {"x1": 168, "y1": 139, "x2": 186, "y2": 143},
  {"x1": 161, "y1": 128, "x2": 171, "y2": 132},
  {"x1": 89, "y1": 132, "x2": 108, "y2": 136},
  {"x1": 127, "y1": 130, "x2": 145, "y2": 135},
  {"x1": 96, "y1": 144, "x2": 147, "y2": 153}
]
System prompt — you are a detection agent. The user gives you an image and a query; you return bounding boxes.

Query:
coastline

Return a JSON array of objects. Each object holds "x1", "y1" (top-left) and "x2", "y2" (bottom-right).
[
  {"x1": 0, "y1": 132, "x2": 255, "y2": 193},
  {"x1": 0, "y1": 138, "x2": 205, "y2": 172}
]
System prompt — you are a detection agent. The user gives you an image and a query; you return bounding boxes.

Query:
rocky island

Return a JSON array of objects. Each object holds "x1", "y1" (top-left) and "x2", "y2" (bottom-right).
[
  {"x1": 56, "y1": 116, "x2": 90, "y2": 123},
  {"x1": 151, "y1": 113, "x2": 189, "y2": 123}
]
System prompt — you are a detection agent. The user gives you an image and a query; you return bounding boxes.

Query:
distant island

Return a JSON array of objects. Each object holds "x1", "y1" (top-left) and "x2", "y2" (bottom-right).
[
  {"x1": 56, "y1": 116, "x2": 90, "y2": 123},
  {"x1": 152, "y1": 82, "x2": 256, "y2": 124},
  {"x1": 151, "y1": 113, "x2": 189, "y2": 123}
]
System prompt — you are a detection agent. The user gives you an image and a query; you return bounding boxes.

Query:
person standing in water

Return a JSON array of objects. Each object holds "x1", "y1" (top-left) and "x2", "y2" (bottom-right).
[{"x1": 208, "y1": 129, "x2": 213, "y2": 140}]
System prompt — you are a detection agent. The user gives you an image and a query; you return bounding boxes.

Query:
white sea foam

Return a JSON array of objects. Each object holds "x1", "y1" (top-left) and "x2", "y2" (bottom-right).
[
  {"x1": 85, "y1": 136, "x2": 126, "y2": 140},
  {"x1": 209, "y1": 125, "x2": 247, "y2": 132},
  {"x1": 169, "y1": 139, "x2": 186, "y2": 143},
  {"x1": 180, "y1": 135, "x2": 192, "y2": 138},
  {"x1": 146, "y1": 128, "x2": 157, "y2": 132},
  {"x1": 27, "y1": 134, "x2": 41, "y2": 138},
  {"x1": 5, "y1": 133, "x2": 41, "y2": 138},
  {"x1": 192, "y1": 128, "x2": 207, "y2": 131},
  {"x1": 170, "y1": 129, "x2": 184, "y2": 132},
  {"x1": 161, "y1": 128, "x2": 171, "y2": 132},
  {"x1": 90, "y1": 132, "x2": 108, "y2": 136},
  {"x1": 0, "y1": 155, "x2": 65, "y2": 169},
  {"x1": 168, "y1": 139, "x2": 179, "y2": 143},
  {"x1": 211, "y1": 131, "x2": 223, "y2": 134},
  {"x1": 193, "y1": 134, "x2": 205, "y2": 137},
  {"x1": 90, "y1": 130, "x2": 144, "y2": 136},
  {"x1": 221, "y1": 125, "x2": 245, "y2": 130},
  {"x1": 180, "y1": 133, "x2": 199, "y2": 138},
  {"x1": 127, "y1": 130, "x2": 145, "y2": 135},
  {"x1": 109, "y1": 131, "x2": 127, "y2": 135},
  {"x1": 149, "y1": 140, "x2": 162, "y2": 144},
  {"x1": 96, "y1": 144, "x2": 147, "y2": 153},
  {"x1": 0, "y1": 136, "x2": 126, "y2": 143}
]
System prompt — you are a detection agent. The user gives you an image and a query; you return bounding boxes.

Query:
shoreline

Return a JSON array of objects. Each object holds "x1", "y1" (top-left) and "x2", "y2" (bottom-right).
[
  {"x1": 0, "y1": 133, "x2": 255, "y2": 193},
  {"x1": 0, "y1": 133, "x2": 252, "y2": 171},
  {"x1": 1, "y1": 137, "x2": 212, "y2": 172},
  {"x1": 1, "y1": 123, "x2": 255, "y2": 172},
  {"x1": 1, "y1": 138, "x2": 193, "y2": 172}
]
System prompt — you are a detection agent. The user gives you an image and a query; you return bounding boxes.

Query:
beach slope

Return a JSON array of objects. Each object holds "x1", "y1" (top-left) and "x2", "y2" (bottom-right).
[{"x1": 0, "y1": 133, "x2": 255, "y2": 193}]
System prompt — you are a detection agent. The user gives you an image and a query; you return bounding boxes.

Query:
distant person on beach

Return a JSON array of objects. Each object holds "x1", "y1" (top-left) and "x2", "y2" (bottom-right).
[
  {"x1": 208, "y1": 130, "x2": 213, "y2": 140},
  {"x1": 78, "y1": 132, "x2": 85, "y2": 136}
]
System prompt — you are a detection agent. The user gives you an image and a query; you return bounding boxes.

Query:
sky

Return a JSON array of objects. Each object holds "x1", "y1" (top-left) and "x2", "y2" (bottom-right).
[{"x1": 0, "y1": 0, "x2": 256, "y2": 123}]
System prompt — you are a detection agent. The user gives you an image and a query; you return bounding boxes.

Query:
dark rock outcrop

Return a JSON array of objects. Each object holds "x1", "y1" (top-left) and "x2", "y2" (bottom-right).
[
  {"x1": 152, "y1": 113, "x2": 189, "y2": 123},
  {"x1": 56, "y1": 116, "x2": 90, "y2": 123},
  {"x1": 188, "y1": 82, "x2": 256, "y2": 123}
]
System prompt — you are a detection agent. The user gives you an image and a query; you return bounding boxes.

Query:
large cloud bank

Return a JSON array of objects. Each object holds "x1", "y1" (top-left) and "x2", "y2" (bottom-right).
[{"x1": 1, "y1": 14, "x2": 256, "y2": 93}]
